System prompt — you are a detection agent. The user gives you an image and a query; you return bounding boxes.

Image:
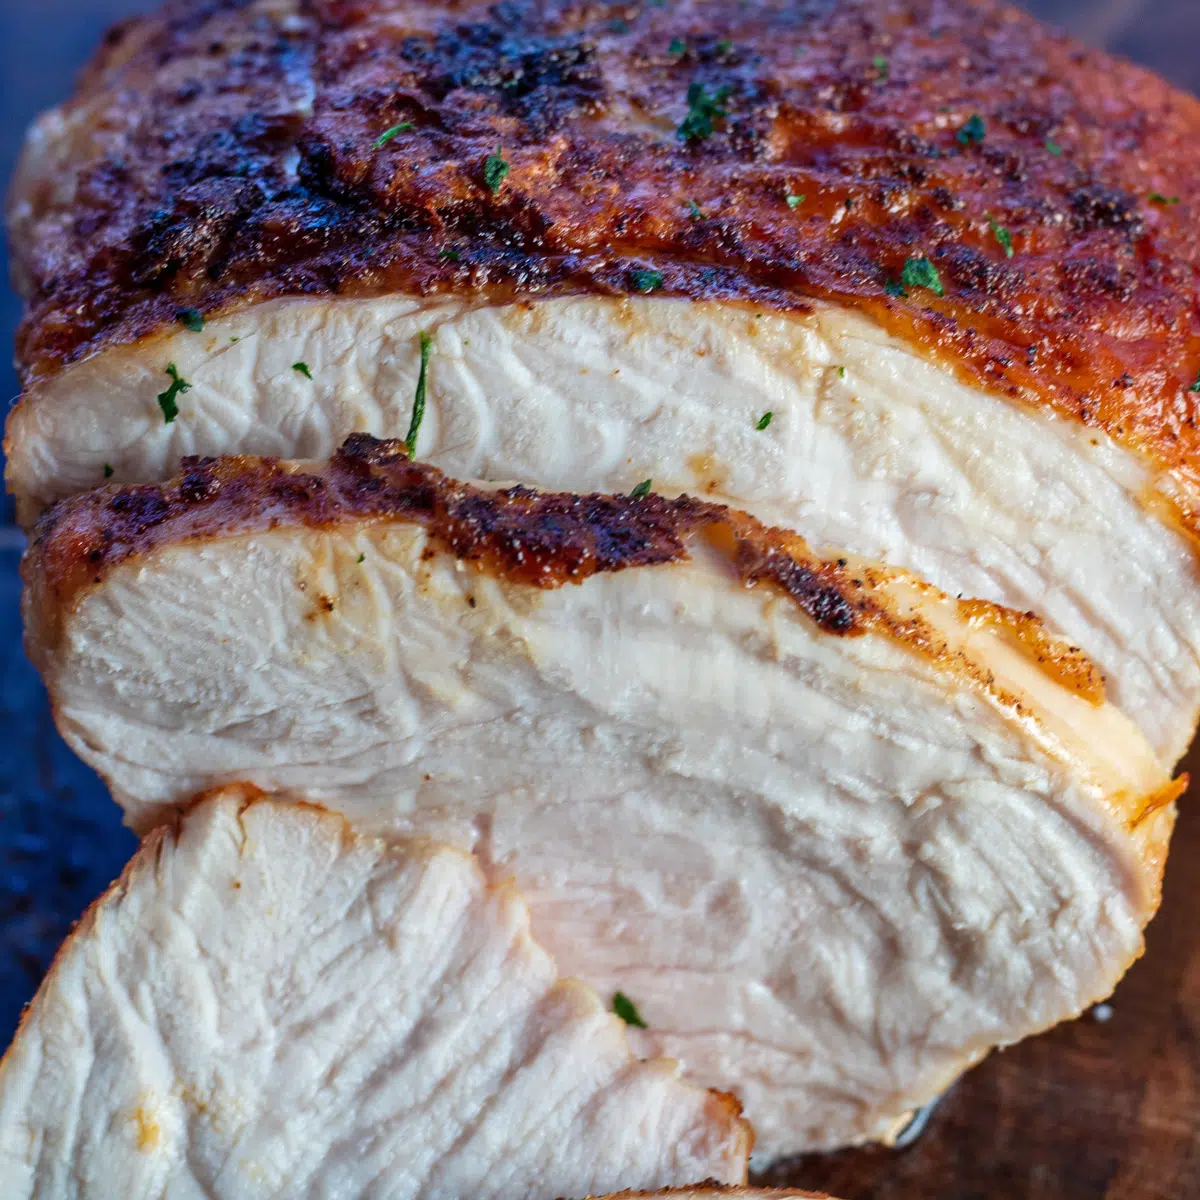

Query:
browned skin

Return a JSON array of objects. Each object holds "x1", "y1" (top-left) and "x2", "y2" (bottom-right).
[
  {"x1": 26, "y1": 433, "x2": 1106, "y2": 715},
  {"x1": 12, "y1": 0, "x2": 1200, "y2": 521}
]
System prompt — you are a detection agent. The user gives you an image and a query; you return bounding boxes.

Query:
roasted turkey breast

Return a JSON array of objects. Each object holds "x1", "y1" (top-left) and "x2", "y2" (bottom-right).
[
  {"x1": 22, "y1": 437, "x2": 1180, "y2": 1156},
  {"x1": 0, "y1": 789, "x2": 751, "y2": 1199},
  {"x1": 9, "y1": 0, "x2": 1200, "y2": 761}
]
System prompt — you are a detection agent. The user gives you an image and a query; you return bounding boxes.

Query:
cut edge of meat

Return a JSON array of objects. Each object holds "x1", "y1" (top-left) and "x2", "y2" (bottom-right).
[
  {"x1": 0, "y1": 785, "x2": 754, "y2": 1197},
  {"x1": 23, "y1": 433, "x2": 1178, "y2": 838}
]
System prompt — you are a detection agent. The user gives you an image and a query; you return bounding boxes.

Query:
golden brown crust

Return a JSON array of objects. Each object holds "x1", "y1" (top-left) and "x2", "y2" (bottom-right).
[
  {"x1": 12, "y1": 0, "x2": 1200, "y2": 524},
  {"x1": 24, "y1": 433, "x2": 1105, "y2": 719}
]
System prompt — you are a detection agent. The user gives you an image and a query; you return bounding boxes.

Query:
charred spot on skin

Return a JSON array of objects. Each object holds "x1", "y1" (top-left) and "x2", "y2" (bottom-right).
[
  {"x1": 1069, "y1": 184, "x2": 1144, "y2": 238},
  {"x1": 398, "y1": 22, "x2": 607, "y2": 134}
]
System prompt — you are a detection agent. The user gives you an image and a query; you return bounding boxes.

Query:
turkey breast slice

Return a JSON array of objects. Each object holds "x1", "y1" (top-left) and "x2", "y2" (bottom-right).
[
  {"x1": 0, "y1": 789, "x2": 751, "y2": 1200},
  {"x1": 11, "y1": 0, "x2": 1200, "y2": 767},
  {"x1": 23, "y1": 437, "x2": 1179, "y2": 1158},
  {"x1": 9, "y1": 295, "x2": 1200, "y2": 764}
]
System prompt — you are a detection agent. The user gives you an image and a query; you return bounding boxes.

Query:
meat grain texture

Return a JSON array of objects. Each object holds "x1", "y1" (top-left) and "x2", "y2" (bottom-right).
[
  {"x1": 0, "y1": 791, "x2": 752, "y2": 1199},
  {"x1": 22, "y1": 439, "x2": 1179, "y2": 1155},
  {"x1": 8, "y1": 0, "x2": 1200, "y2": 761},
  {"x1": 6, "y1": 0, "x2": 1200, "y2": 1170}
]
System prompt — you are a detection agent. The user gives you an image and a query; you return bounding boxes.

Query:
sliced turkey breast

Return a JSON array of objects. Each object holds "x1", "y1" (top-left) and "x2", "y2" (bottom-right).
[
  {"x1": 23, "y1": 437, "x2": 1180, "y2": 1157},
  {"x1": 9, "y1": 0, "x2": 1200, "y2": 764},
  {"x1": 0, "y1": 789, "x2": 751, "y2": 1199}
]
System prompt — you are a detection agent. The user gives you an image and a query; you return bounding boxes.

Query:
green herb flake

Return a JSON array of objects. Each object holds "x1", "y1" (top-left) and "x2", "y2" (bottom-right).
[
  {"x1": 230, "y1": 336, "x2": 240, "y2": 344},
  {"x1": 373, "y1": 122, "x2": 413, "y2": 149},
  {"x1": 956, "y1": 114, "x2": 986, "y2": 146},
  {"x1": 686, "y1": 198, "x2": 704, "y2": 219},
  {"x1": 884, "y1": 278, "x2": 908, "y2": 298},
  {"x1": 1149, "y1": 192, "x2": 1181, "y2": 206},
  {"x1": 837, "y1": 365, "x2": 846, "y2": 379},
  {"x1": 987, "y1": 216, "x2": 1014, "y2": 258},
  {"x1": 669, "y1": 37, "x2": 686, "y2": 58},
  {"x1": 293, "y1": 362, "x2": 313, "y2": 380},
  {"x1": 177, "y1": 307, "x2": 205, "y2": 333},
  {"x1": 406, "y1": 331, "x2": 433, "y2": 458},
  {"x1": 1045, "y1": 137, "x2": 1064, "y2": 156},
  {"x1": 1190, "y1": 371, "x2": 1200, "y2": 394},
  {"x1": 613, "y1": 991, "x2": 648, "y2": 1028},
  {"x1": 484, "y1": 147, "x2": 510, "y2": 194},
  {"x1": 872, "y1": 54, "x2": 889, "y2": 82},
  {"x1": 677, "y1": 81, "x2": 731, "y2": 143},
  {"x1": 630, "y1": 479, "x2": 653, "y2": 500},
  {"x1": 786, "y1": 193, "x2": 805, "y2": 210},
  {"x1": 755, "y1": 411, "x2": 773, "y2": 431},
  {"x1": 438, "y1": 247, "x2": 462, "y2": 261},
  {"x1": 357, "y1": 553, "x2": 366, "y2": 564},
  {"x1": 157, "y1": 363, "x2": 190, "y2": 425},
  {"x1": 631, "y1": 268, "x2": 664, "y2": 294},
  {"x1": 844, "y1": 197, "x2": 855, "y2": 210},
  {"x1": 103, "y1": 463, "x2": 114, "y2": 479},
  {"x1": 715, "y1": 38, "x2": 733, "y2": 55},
  {"x1": 902, "y1": 256, "x2": 945, "y2": 298}
]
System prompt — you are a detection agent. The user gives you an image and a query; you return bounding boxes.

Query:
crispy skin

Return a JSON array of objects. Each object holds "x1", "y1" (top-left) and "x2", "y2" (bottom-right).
[
  {"x1": 25, "y1": 433, "x2": 1107, "y2": 712},
  {"x1": 11, "y1": 0, "x2": 1200, "y2": 520}
]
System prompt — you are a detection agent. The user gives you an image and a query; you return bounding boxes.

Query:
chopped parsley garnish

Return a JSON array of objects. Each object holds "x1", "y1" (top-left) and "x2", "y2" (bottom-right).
[
  {"x1": 1190, "y1": 371, "x2": 1200, "y2": 394},
  {"x1": 844, "y1": 197, "x2": 855, "y2": 210},
  {"x1": 438, "y1": 247, "x2": 462, "y2": 261},
  {"x1": 687, "y1": 198, "x2": 704, "y2": 219},
  {"x1": 613, "y1": 991, "x2": 648, "y2": 1027},
  {"x1": 631, "y1": 268, "x2": 664, "y2": 294},
  {"x1": 157, "y1": 363, "x2": 190, "y2": 425},
  {"x1": 484, "y1": 147, "x2": 510, "y2": 194},
  {"x1": 373, "y1": 122, "x2": 413, "y2": 149},
  {"x1": 786, "y1": 193, "x2": 805, "y2": 210},
  {"x1": 669, "y1": 36, "x2": 686, "y2": 57},
  {"x1": 230, "y1": 336, "x2": 240, "y2": 344},
  {"x1": 678, "y1": 81, "x2": 731, "y2": 143},
  {"x1": 1045, "y1": 137, "x2": 1064, "y2": 156},
  {"x1": 837, "y1": 365, "x2": 846, "y2": 378},
  {"x1": 406, "y1": 331, "x2": 433, "y2": 458},
  {"x1": 103, "y1": 463, "x2": 114, "y2": 479},
  {"x1": 987, "y1": 216, "x2": 1014, "y2": 258},
  {"x1": 357, "y1": 553, "x2": 366, "y2": 564},
  {"x1": 872, "y1": 54, "x2": 889, "y2": 82},
  {"x1": 630, "y1": 479, "x2": 653, "y2": 499},
  {"x1": 956, "y1": 114, "x2": 986, "y2": 146},
  {"x1": 293, "y1": 362, "x2": 313, "y2": 380},
  {"x1": 177, "y1": 308, "x2": 204, "y2": 333},
  {"x1": 884, "y1": 278, "x2": 907, "y2": 298},
  {"x1": 902, "y1": 257, "x2": 945, "y2": 298},
  {"x1": 714, "y1": 38, "x2": 733, "y2": 55},
  {"x1": 1149, "y1": 192, "x2": 1181, "y2": 205},
  {"x1": 756, "y1": 411, "x2": 773, "y2": 430}
]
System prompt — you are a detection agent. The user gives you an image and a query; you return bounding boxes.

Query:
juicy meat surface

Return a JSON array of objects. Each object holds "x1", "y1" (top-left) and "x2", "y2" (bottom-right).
[
  {"x1": 0, "y1": 791, "x2": 751, "y2": 1199},
  {"x1": 12, "y1": 297, "x2": 1200, "y2": 762},
  {"x1": 23, "y1": 441, "x2": 1179, "y2": 1156},
  {"x1": 11, "y1": 0, "x2": 1200, "y2": 526},
  {"x1": 10, "y1": 0, "x2": 1200, "y2": 766}
]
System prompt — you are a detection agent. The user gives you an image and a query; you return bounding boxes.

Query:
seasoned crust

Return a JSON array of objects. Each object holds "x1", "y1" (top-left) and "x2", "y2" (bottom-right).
[
  {"x1": 25, "y1": 433, "x2": 1107, "y2": 718},
  {"x1": 11, "y1": 0, "x2": 1200, "y2": 525}
]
